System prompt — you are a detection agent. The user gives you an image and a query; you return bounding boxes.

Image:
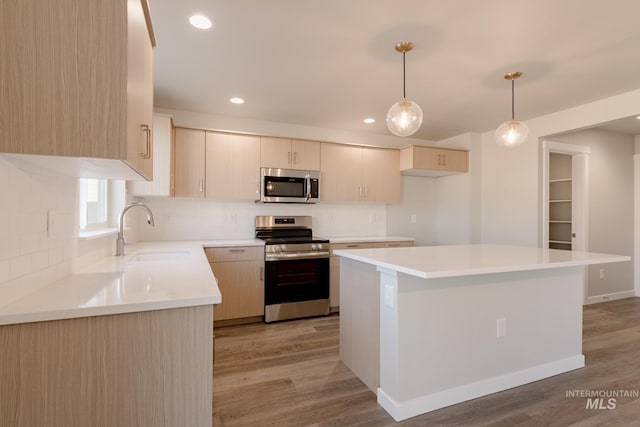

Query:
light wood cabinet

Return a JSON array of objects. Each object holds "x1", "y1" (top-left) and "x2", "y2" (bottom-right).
[
  {"x1": 400, "y1": 145, "x2": 468, "y2": 177},
  {"x1": 206, "y1": 132, "x2": 261, "y2": 200},
  {"x1": 205, "y1": 247, "x2": 264, "y2": 322},
  {"x1": 0, "y1": 306, "x2": 213, "y2": 427},
  {"x1": 128, "y1": 114, "x2": 173, "y2": 196},
  {"x1": 321, "y1": 143, "x2": 401, "y2": 202},
  {"x1": 0, "y1": 0, "x2": 155, "y2": 179},
  {"x1": 329, "y1": 240, "x2": 413, "y2": 309},
  {"x1": 261, "y1": 137, "x2": 320, "y2": 170},
  {"x1": 173, "y1": 128, "x2": 206, "y2": 198}
]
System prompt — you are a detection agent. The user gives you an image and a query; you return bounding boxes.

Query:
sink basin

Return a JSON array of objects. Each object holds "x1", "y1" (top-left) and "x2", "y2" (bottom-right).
[{"x1": 131, "y1": 249, "x2": 192, "y2": 262}]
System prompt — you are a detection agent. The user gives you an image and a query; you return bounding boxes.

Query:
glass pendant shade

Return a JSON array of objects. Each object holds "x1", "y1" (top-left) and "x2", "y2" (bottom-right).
[
  {"x1": 386, "y1": 99, "x2": 423, "y2": 137},
  {"x1": 495, "y1": 119, "x2": 529, "y2": 148},
  {"x1": 496, "y1": 71, "x2": 527, "y2": 148}
]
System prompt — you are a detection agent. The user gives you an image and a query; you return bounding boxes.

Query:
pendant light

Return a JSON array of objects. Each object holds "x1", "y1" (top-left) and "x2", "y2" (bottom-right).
[
  {"x1": 386, "y1": 42, "x2": 423, "y2": 137},
  {"x1": 495, "y1": 71, "x2": 529, "y2": 148}
]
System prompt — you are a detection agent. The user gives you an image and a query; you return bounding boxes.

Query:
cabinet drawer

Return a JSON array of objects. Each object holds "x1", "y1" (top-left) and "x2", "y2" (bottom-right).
[
  {"x1": 330, "y1": 242, "x2": 374, "y2": 256},
  {"x1": 373, "y1": 241, "x2": 414, "y2": 248},
  {"x1": 205, "y1": 246, "x2": 263, "y2": 262}
]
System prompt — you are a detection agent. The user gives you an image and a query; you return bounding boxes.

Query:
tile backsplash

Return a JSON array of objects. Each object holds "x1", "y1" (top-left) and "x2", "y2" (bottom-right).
[
  {"x1": 0, "y1": 157, "x2": 76, "y2": 304},
  {"x1": 129, "y1": 196, "x2": 389, "y2": 242}
]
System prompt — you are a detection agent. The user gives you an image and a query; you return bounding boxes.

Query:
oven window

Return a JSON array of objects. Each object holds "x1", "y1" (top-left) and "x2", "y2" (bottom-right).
[
  {"x1": 265, "y1": 177, "x2": 305, "y2": 197},
  {"x1": 265, "y1": 258, "x2": 329, "y2": 304}
]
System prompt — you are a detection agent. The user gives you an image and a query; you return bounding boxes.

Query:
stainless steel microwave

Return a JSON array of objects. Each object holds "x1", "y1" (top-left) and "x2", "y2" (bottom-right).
[{"x1": 259, "y1": 168, "x2": 320, "y2": 203}]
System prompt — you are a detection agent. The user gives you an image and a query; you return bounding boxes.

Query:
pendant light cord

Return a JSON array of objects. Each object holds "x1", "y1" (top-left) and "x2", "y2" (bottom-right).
[
  {"x1": 511, "y1": 79, "x2": 515, "y2": 120},
  {"x1": 403, "y1": 51, "x2": 406, "y2": 100}
]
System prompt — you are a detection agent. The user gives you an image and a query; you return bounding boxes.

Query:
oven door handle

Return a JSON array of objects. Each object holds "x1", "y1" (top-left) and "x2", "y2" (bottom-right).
[
  {"x1": 266, "y1": 252, "x2": 329, "y2": 261},
  {"x1": 305, "y1": 174, "x2": 311, "y2": 202}
]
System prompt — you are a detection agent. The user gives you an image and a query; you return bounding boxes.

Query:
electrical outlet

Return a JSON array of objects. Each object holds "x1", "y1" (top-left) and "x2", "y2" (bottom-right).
[
  {"x1": 497, "y1": 318, "x2": 507, "y2": 338},
  {"x1": 410, "y1": 214, "x2": 417, "y2": 223},
  {"x1": 599, "y1": 268, "x2": 605, "y2": 280}
]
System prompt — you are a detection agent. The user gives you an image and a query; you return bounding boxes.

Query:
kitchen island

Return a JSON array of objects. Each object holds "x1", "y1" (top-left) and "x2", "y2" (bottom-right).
[
  {"x1": 0, "y1": 241, "x2": 223, "y2": 427},
  {"x1": 334, "y1": 244, "x2": 630, "y2": 422}
]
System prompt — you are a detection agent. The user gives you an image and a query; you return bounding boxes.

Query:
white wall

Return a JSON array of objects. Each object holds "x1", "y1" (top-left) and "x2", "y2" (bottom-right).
[
  {"x1": 550, "y1": 129, "x2": 634, "y2": 300},
  {"x1": 387, "y1": 176, "x2": 437, "y2": 245},
  {"x1": 480, "y1": 89, "x2": 640, "y2": 247}
]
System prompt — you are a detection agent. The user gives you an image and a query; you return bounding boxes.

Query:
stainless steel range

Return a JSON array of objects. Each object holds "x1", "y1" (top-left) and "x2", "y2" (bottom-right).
[{"x1": 255, "y1": 216, "x2": 330, "y2": 323}]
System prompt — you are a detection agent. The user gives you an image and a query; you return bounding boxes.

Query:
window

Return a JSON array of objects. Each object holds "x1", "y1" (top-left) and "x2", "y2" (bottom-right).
[{"x1": 79, "y1": 178, "x2": 108, "y2": 230}]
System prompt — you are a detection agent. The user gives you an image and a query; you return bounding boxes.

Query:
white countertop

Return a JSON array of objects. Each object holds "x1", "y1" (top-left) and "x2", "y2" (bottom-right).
[
  {"x1": 334, "y1": 244, "x2": 630, "y2": 279},
  {"x1": 325, "y1": 236, "x2": 415, "y2": 244},
  {"x1": 0, "y1": 241, "x2": 225, "y2": 326}
]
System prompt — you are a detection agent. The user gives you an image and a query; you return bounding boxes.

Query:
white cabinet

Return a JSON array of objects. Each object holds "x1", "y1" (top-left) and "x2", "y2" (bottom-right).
[
  {"x1": 260, "y1": 137, "x2": 320, "y2": 170},
  {"x1": 321, "y1": 143, "x2": 400, "y2": 203},
  {"x1": 205, "y1": 246, "x2": 264, "y2": 323},
  {"x1": 206, "y1": 132, "x2": 261, "y2": 200},
  {"x1": 128, "y1": 114, "x2": 173, "y2": 196},
  {"x1": 400, "y1": 145, "x2": 468, "y2": 177}
]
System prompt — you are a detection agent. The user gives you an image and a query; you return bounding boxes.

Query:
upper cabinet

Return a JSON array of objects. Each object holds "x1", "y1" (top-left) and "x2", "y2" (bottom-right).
[
  {"x1": 321, "y1": 143, "x2": 400, "y2": 203},
  {"x1": 128, "y1": 114, "x2": 173, "y2": 196},
  {"x1": 206, "y1": 132, "x2": 261, "y2": 200},
  {"x1": 173, "y1": 128, "x2": 206, "y2": 198},
  {"x1": 400, "y1": 145, "x2": 468, "y2": 177},
  {"x1": 260, "y1": 137, "x2": 320, "y2": 171},
  {"x1": 0, "y1": 0, "x2": 155, "y2": 179}
]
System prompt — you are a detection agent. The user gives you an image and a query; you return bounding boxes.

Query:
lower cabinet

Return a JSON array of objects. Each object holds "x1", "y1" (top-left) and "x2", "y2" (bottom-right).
[
  {"x1": 0, "y1": 306, "x2": 213, "y2": 427},
  {"x1": 205, "y1": 246, "x2": 264, "y2": 322},
  {"x1": 329, "y1": 240, "x2": 414, "y2": 309}
]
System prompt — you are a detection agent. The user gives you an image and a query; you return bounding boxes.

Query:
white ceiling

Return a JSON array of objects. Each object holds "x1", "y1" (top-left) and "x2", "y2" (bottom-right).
[{"x1": 148, "y1": 0, "x2": 640, "y2": 142}]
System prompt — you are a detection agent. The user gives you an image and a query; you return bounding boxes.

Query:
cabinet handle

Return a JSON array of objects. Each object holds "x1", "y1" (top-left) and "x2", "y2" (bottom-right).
[
  {"x1": 442, "y1": 154, "x2": 446, "y2": 166},
  {"x1": 228, "y1": 249, "x2": 246, "y2": 253},
  {"x1": 388, "y1": 243, "x2": 401, "y2": 247},
  {"x1": 288, "y1": 151, "x2": 291, "y2": 164},
  {"x1": 364, "y1": 185, "x2": 368, "y2": 199},
  {"x1": 293, "y1": 152, "x2": 298, "y2": 164},
  {"x1": 139, "y1": 124, "x2": 151, "y2": 159},
  {"x1": 199, "y1": 179, "x2": 204, "y2": 193},
  {"x1": 259, "y1": 266, "x2": 264, "y2": 281},
  {"x1": 346, "y1": 244, "x2": 359, "y2": 248},
  {"x1": 358, "y1": 186, "x2": 362, "y2": 199}
]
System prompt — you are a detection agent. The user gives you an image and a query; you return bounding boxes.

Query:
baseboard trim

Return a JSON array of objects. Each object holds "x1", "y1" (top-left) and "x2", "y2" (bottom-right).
[
  {"x1": 377, "y1": 355, "x2": 585, "y2": 422},
  {"x1": 585, "y1": 291, "x2": 636, "y2": 305}
]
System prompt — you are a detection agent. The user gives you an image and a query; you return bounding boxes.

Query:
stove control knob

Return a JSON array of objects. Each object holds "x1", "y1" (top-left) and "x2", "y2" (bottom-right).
[
  {"x1": 272, "y1": 245, "x2": 281, "y2": 252},
  {"x1": 281, "y1": 244, "x2": 287, "y2": 252},
  {"x1": 311, "y1": 244, "x2": 318, "y2": 251}
]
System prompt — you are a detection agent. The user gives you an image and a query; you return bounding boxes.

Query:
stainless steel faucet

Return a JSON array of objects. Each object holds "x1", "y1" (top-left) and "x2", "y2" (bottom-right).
[{"x1": 116, "y1": 202, "x2": 155, "y2": 256}]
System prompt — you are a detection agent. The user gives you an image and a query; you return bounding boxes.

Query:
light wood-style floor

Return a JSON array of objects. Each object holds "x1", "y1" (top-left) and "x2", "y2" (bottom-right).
[{"x1": 212, "y1": 297, "x2": 640, "y2": 426}]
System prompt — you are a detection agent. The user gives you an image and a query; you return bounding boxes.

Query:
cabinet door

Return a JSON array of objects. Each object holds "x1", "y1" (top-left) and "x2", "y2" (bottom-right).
[
  {"x1": 361, "y1": 147, "x2": 400, "y2": 203},
  {"x1": 125, "y1": 0, "x2": 154, "y2": 179},
  {"x1": 437, "y1": 149, "x2": 468, "y2": 172},
  {"x1": 329, "y1": 242, "x2": 374, "y2": 308},
  {"x1": 260, "y1": 136, "x2": 292, "y2": 168},
  {"x1": 291, "y1": 140, "x2": 321, "y2": 170},
  {"x1": 211, "y1": 261, "x2": 264, "y2": 321},
  {"x1": 206, "y1": 132, "x2": 260, "y2": 200},
  {"x1": 128, "y1": 114, "x2": 172, "y2": 196},
  {"x1": 320, "y1": 143, "x2": 362, "y2": 201},
  {"x1": 173, "y1": 128, "x2": 205, "y2": 198}
]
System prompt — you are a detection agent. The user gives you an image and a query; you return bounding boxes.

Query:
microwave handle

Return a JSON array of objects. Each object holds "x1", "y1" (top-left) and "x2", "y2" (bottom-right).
[{"x1": 305, "y1": 174, "x2": 311, "y2": 202}]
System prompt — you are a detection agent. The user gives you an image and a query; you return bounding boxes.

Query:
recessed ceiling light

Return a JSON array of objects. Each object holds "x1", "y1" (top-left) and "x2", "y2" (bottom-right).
[
  {"x1": 363, "y1": 118, "x2": 375, "y2": 124},
  {"x1": 230, "y1": 97, "x2": 245, "y2": 104},
  {"x1": 189, "y1": 14, "x2": 213, "y2": 30}
]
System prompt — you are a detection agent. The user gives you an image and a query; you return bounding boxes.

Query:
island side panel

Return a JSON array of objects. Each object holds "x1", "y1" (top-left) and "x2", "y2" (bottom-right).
[
  {"x1": 378, "y1": 267, "x2": 585, "y2": 421},
  {"x1": 339, "y1": 257, "x2": 380, "y2": 393},
  {"x1": 0, "y1": 305, "x2": 213, "y2": 427}
]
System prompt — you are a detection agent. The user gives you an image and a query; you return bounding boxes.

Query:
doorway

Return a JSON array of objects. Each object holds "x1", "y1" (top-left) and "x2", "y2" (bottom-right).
[{"x1": 541, "y1": 140, "x2": 590, "y2": 301}]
